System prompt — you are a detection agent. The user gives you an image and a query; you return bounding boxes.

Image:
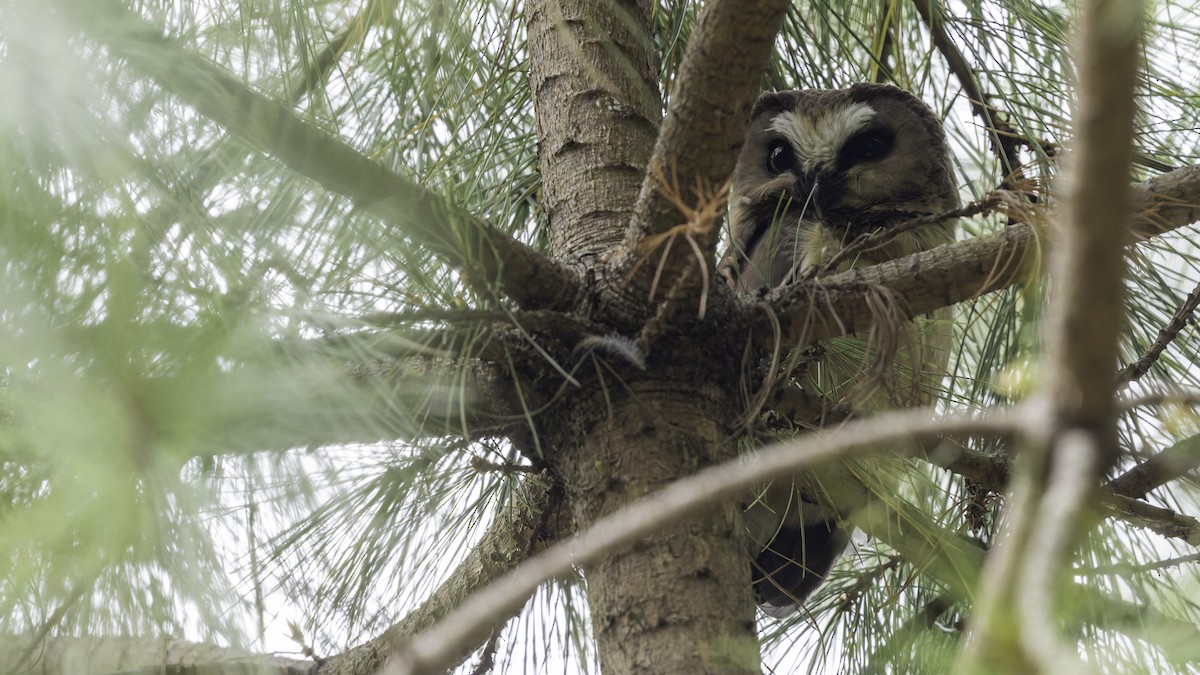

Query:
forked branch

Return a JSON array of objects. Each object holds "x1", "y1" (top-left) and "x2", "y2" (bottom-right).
[{"x1": 627, "y1": 0, "x2": 791, "y2": 263}]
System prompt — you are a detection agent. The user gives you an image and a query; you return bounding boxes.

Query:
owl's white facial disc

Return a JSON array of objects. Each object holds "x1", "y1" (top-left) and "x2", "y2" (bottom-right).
[{"x1": 768, "y1": 103, "x2": 876, "y2": 173}]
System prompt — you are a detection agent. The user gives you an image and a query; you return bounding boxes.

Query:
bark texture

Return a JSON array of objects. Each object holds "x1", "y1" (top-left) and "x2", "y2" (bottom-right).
[
  {"x1": 525, "y1": 0, "x2": 661, "y2": 262},
  {"x1": 553, "y1": 379, "x2": 757, "y2": 674},
  {"x1": 522, "y1": 1, "x2": 764, "y2": 673},
  {"x1": 628, "y1": 0, "x2": 790, "y2": 249}
]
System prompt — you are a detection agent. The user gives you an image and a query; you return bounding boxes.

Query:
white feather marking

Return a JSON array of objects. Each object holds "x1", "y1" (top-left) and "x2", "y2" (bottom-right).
[
  {"x1": 769, "y1": 103, "x2": 877, "y2": 173},
  {"x1": 795, "y1": 222, "x2": 842, "y2": 274},
  {"x1": 576, "y1": 333, "x2": 646, "y2": 370}
]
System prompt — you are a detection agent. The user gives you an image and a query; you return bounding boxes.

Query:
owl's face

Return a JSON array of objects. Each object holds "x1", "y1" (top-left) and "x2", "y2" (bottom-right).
[{"x1": 725, "y1": 84, "x2": 959, "y2": 289}]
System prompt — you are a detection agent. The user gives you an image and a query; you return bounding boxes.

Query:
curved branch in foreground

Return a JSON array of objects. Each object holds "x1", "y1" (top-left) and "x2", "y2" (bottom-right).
[
  {"x1": 962, "y1": 4, "x2": 1143, "y2": 671},
  {"x1": 323, "y1": 477, "x2": 565, "y2": 675},
  {"x1": 382, "y1": 407, "x2": 1017, "y2": 675},
  {"x1": 763, "y1": 164, "x2": 1200, "y2": 352},
  {"x1": 58, "y1": 0, "x2": 580, "y2": 313}
]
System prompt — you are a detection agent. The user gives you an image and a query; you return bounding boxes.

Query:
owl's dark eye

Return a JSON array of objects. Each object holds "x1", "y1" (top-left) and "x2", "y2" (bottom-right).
[
  {"x1": 766, "y1": 141, "x2": 797, "y2": 175},
  {"x1": 845, "y1": 130, "x2": 894, "y2": 162}
]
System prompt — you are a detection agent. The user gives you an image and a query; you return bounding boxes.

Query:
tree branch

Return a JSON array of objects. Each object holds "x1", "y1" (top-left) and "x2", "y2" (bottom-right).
[
  {"x1": 1116, "y1": 280, "x2": 1200, "y2": 386},
  {"x1": 627, "y1": 0, "x2": 790, "y2": 249},
  {"x1": 524, "y1": 0, "x2": 661, "y2": 262},
  {"x1": 287, "y1": 3, "x2": 386, "y2": 106},
  {"x1": 381, "y1": 406, "x2": 1016, "y2": 675},
  {"x1": 1107, "y1": 432, "x2": 1200, "y2": 499},
  {"x1": 58, "y1": 0, "x2": 580, "y2": 313},
  {"x1": 927, "y1": 437, "x2": 1200, "y2": 546},
  {"x1": 961, "y1": 1, "x2": 1143, "y2": 670},
  {"x1": 762, "y1": 164, "x2": 1200, "y2": 353},
  {"x1": 911, "y1": 0, "x2": 1036, "y2": 177},
  {"x1": 617, "y1": 0, "x2": 790, "y2": 331},
  {"x1": 0, "y1": 637, "x2": 310, "y2": 675}
]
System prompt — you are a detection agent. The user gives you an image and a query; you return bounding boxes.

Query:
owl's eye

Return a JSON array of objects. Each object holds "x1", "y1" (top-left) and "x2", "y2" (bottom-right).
[
  {"x1": 766, "y1": 141, "x2": 797, "y2": 175},
  {"x1": 846, "y1": 130, "x2": 894, "y2": 162}
]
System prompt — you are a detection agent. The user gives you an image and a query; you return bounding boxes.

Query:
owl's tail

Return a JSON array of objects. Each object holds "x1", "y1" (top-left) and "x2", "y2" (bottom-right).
[{"x1": 752, "y1": 519, "x2": 848, "y2": 617}]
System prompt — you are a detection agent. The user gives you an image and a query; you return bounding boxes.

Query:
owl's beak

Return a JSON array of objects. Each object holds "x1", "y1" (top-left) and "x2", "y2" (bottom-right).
[{"x1": 791, "y1": 170, "x2": 835, "y2": 220}]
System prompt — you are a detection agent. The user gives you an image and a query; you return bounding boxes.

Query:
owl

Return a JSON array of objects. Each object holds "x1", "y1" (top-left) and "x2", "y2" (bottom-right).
[{"x1": 723, "y1": 84, "x2": 959, "y2": 616}]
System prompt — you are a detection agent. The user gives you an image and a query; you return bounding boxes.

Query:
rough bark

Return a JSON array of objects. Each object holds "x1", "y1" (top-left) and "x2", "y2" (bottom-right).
[
  {"x1": 525, "y1": 0, "x2": 661, "y2": 262},
  {"x1": 627, "y1": 0, "x2": 790, "y2": 250},
  {"x1": 521, "y1": 1, "x2": 766, "y2": 673},
  {"x1": 553, "y1": 381, "x2": 756, "y2": 675}
]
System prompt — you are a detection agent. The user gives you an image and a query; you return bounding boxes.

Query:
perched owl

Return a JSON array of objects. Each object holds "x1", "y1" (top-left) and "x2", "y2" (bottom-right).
[{"x1": 723, "y1": 84, "x2": 959, "y2": 616}]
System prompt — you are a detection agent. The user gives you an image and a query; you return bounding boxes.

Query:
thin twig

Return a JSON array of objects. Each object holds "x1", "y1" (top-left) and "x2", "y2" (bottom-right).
[
  {"x1": 1082, "y1": 552, "x2": 1200, "y2": 576},
  {"x1": 1119, "y1": 390, "x2": 1200, "y2": 411},
  {"x1": 862, "y1": 593, "x2": 955, "y2": 672},
  {"x1": 468, "y1": 628, "x2": 504, "y2": 675},
  {"x1": 331, "y1": 478, "x2": 564, "y2": 674},
  {"x1": 469, "y1": 457, "x2": 541, "y2": 475},
  {"x1": 911, "y1": 0, "x2": 1037, "y2": 178},
  {"x1": 5, "y1": 570, "x2": 101, "y2": 675},
  {"x1": 287, "y1": 3, "x2": 382, "y2": 106},
  {"x1": 1116, "y1": 280, "x2": 1200, "y2": 386},
  {"x1": 804, "y1": 195, "x2": 1005, "y2": 281}
]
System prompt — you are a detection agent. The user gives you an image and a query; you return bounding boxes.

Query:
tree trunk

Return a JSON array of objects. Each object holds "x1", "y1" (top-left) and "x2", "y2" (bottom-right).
[
  {"x1": 523, "y1": 0, "x2": 767, "y2": 669},
  {"x1": 553, "y1": 378, "x2": 759, "y2": 674}
]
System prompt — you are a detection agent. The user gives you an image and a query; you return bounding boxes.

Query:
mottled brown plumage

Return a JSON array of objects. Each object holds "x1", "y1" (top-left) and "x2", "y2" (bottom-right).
[{"x1": 724, "y1": 84, "x2": 959, "y2": 616}]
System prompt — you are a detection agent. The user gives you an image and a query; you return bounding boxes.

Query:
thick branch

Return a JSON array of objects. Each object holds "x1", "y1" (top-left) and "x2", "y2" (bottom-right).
[
  {"x1": 60, "y1": 0, "x2": 579, "y2": 312},
  {"x1": 1108, "y1": 433, "x2": 1200, "y2": 499},
  {"x1": 627, "y1": 0, "x2": 790, "y2": 249},
  {"x1": 763, "y1": 164, "x2": 1200, "y2": 352}
]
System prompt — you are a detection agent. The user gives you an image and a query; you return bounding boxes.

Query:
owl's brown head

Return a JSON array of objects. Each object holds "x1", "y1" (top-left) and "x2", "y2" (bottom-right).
[{"x1": 724, "y1": 84, "x2": 959, "y2": 290}]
